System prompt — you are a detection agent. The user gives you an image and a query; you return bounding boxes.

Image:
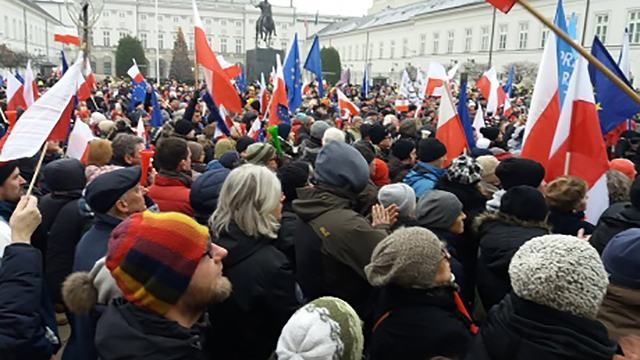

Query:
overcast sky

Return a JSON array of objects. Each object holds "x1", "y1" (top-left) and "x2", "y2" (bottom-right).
[{"x1": 270, "y1": 0, "x2": 373, "y2": 17}]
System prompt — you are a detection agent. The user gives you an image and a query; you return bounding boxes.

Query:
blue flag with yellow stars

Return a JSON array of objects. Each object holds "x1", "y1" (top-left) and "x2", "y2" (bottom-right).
[
  {"x1": 283, "y1": 33, "x2": 303, "y2": 112},
  {"x1": 589, "y1": 36, "x2": 640, "y2": 134},
  {"x1": 130, "y1": 79, "x2": 147, "y2": 112}
]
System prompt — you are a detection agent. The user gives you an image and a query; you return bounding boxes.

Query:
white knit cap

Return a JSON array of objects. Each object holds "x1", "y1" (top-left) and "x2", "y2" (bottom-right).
[
  {"x1": 378, "y1": 183, "x2": 416, "y2": 219},
  {"x1": 509, "y1": 235, "x2": 609, "y2": 319}
]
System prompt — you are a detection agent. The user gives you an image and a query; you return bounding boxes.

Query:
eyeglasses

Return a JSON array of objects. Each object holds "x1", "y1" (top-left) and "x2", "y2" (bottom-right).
[
  {"x1": 441, "y1": 247, "x2": 451, "y2": 261},
  {"x1": 203, "y1": 241, "x2": 213, "y2": 259}
]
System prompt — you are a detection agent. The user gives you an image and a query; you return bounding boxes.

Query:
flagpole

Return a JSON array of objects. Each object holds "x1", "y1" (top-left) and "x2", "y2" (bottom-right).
[
  {"x1": 155, "y1": 0, "x2": 160, "y2": 85},
  {"x1": 26, "y1": 144, "x2": 47, "y2": 197},
  {"x1": 516, "y1": 0, "x2": 640, "y2": 105},
  {"x1": 0, "y1": 109, "x2": 8, "y2": 125}
]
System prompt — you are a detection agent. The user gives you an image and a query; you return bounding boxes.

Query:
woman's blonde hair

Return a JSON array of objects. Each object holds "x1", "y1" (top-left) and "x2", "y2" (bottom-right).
[
  {"x1": 545, "y1": 176, "x2": 588, "y2": 212},
  {"x1": 210, "y1": 164, "x2": 281, "y2": 239}
]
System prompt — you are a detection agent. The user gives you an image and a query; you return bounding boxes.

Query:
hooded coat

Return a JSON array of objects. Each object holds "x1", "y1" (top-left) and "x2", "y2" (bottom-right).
[
  {"x1": 466, "y1": 294, "x2": 617, "y2": 360},
  {"x1": 590, "y1": 202, "x2": 640, "y2": 254},
  {"x1": 474, "y1": 212, "x2": 550, "y2": 311},
  {"x1": 403, "y1": 162, "x2": 446, "y2": 199}
]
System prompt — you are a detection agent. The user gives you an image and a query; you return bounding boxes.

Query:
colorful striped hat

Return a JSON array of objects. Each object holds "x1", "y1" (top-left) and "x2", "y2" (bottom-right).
[{"x1": 106, "y1": 211, "x2": 209, "y2": 315}]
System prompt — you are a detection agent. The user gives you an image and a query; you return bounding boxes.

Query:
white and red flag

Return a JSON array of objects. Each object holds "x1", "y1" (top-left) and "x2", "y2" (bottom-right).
[
  {"x1": 421, "y1": 62, "x2": 448, "y2": 98},
  {"x1": 336, "y1": 88, "x2": 360, "y2": 119},
  {"x1": 259, "y1": 72, "x2": 269, "y2": 115},
  {"x1": 127, "y1": 61, "x2": 145, "y2": 83},
  {"x1": 66, "y1": 119, "x2": 95, "y2": 162},
  {"x1": 5, "y1": 72, "x2": 27, "y2": 111},
  {"x1": 77, "y1": 61, "x2": 96, "y2": 102},
  {"x1": 23, "y1": 60, "x2": 39, "y2": 107},
  {"x1": 192, "y1": 0, "x2": 242, "y2": 113},
  {"x1": 436, "y1": 83, "x2": 468, "y2": 164},
  {"x1": 268, "y1": 54, "x2": 290, "y2": 127},
  {"x1": 476, "y1": 67, "x2": 506, "y2": 115}
]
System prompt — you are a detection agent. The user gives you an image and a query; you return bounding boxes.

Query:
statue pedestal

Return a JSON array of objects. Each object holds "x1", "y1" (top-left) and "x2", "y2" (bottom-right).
[{"x1": 246, "y1": 48, "x2": 285, "y2": 84}]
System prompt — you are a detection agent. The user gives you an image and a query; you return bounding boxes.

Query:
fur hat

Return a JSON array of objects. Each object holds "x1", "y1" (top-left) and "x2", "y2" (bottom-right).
[
  {"x1": 366, "y1": 227, "x2": 444, "y2": 289},
  {"x1": 495, "y1": 158, "x2": 545, "y2": 190},
  {"x1": 62, "y1": 257, "x2": 122, "y2": 314},
  {"x1": 416, "y1": 190, "x2": 463, "y2": 231},
  {"x1": 500, "y1": 185, "x2": 548, "y2": 222},
  {"x1": 509, "y1": 235, "x2": 609, "y2": 319},
  {"x1": 378, "y1": 183, "x2": 416, "y2": 219},
  {"x1": 276, "y1": 297, "x2": 364, "y2": 360},
  {"x1": 446, "y1": 155, "x2": 483, "y2": 185}
]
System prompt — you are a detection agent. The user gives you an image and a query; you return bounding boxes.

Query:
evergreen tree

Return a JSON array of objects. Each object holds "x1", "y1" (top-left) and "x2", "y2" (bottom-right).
[
  {"x1": 169, "y1": 27, "x2": 193, "y2": 83},
  {"x1": 320, "y1": 47, "x2": 341, "y2": 85},
  {"x1": 115, "y1": 36, "x2": 148, "y2": 78}
]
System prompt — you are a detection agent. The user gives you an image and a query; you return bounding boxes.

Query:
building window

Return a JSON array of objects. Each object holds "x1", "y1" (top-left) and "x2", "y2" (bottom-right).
[
  {"x1": 355, "y1": 44, "x2": 359, "y2": 60},
  {"x1": 140, "y1": 33, "x2": 147, "y2": 48},
  {"x1": 235, "y1": 38, "x2": 243, "y2": 53},
  {"x1": 447, "y1": 30, "x2": 454, "y2": 53},
  {"x1": 464, "y1": 28, "x2": 472, "y2": 52},
  {"x1": 206, "y1": 18, "x2": 212, "y2": 25},
  {"x1": 119, "y1": 11, "x2": 125, "y2": 18},
  {"x1": 236, "y1": 21, "x2": 242, "y2": 27},
  {"x1": 220, "y1": 38, "x2": 227, "y2": 53},
  {"x1": 188, "y1": 34, "x2": 194, "y2": 50},
  {"x1": 369, "y1": 43, "x2": 373, "y2": 60},
  {"x1": 498, "y1": 24, "x2": 508, "y2": 50},
  {"x1": 540, "y1": 29, "x2": 549, "y2": 48},
  {"x1": 379, "y1": 41, "x2": 384, "y2": 59},
  {"x1": 104, "y1": 60, "x2": 112, "y2": 75},
  {"x1": 402, "y1": 38, "x2": 409, "y2": 58},
  {"x1": 158, "y1": 33, "x2": 164, "y2": 49},
  {"x1": 480, "y1": 26, "x2": 489, "y2": 51},
  {"x1": 119, "y1": 32, "x2": 127, "y2": 40},
  {"x1": 174, "y1": 16, "x2": 179, "y2": 23},
  {"x1": 629, "y1": 10, "x2": 640, "y2": 44},
  {"x1": 347, "y1": 45, "x2": 352, "y2": 60},
  {"x1": 221, "y1": 19, "x2": 227, "y2": 26},
  {"x1": 433, "y1": 32, "x2": 440, "y2": 54},
  {"x1": 390, "y1": 40, "x2": 395, "y2": 58},
  {"x1": 518, "y1": 22, "x2": 529, "y2": 49},
  {"x1": 103, "y1": 31, "x2": 110, "y2": 47},
  {"x1": 595, "y1": 13, "x2": 609, "y2": 44},
  {"x1": 420, "y1": 34, "x2": 426, "y2": 55},
  {"x1": 140, "y1": 14, "x2": 147, "y2": 21}
]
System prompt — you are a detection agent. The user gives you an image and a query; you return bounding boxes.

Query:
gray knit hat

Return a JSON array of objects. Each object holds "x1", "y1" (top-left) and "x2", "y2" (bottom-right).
[
  {"x1": 366, "y1": 227, "x2": 444, "y2": 289},
  {"x1": 245, "y1": 143, "x2": 276, "y2": 166},
  {"x1": 416, "y1": 190, "x2": 463, "y2": 230},
  {"x1": 378, "y1": 183, "x2": 416, "y2": 219},
  {"x1": 310, "y1": 121, "x2": 331, "y2": 140},
  {"x1": 509, "y1": 235, "x2": 609, "y2": 319}
]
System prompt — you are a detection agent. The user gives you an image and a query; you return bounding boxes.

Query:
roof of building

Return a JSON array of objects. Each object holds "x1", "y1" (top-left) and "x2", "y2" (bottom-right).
[
  {"x1": 19, "y1": 0, "x2": 64, "y2": 25},
  {"x1": 317, "y1": 0, "x2": 484, "y2": 37}
]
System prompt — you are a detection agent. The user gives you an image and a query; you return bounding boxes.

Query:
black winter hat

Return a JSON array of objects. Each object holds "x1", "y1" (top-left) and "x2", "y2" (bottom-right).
[
  {"x1": 235, "y1": 136, "x2": 256, "y2": 154},
  {"x1": 417, "y1": 138, "x2": 447, "y2": 163},
  {"x1": 480, "y1": 127, "x2": 500, "y2": 141},
  {"x1": 173, "y1": 119, "x2": 194, "y2": 136},
  {"x1": 43, "y1": 158, "x2": 86, "y2": 192},
  {"x1": 0, "y1": 161, "x2": 18, "y2": 186},
  {"x1": 500, "y1": 185, "x2": 548, "y2": 222},
  {"x1": 630, "y1": 176, "x2": 640, "y2": 209},
  {"x1": 369, "y1": 123, "x2": 389, "y2": 145},
  {"x1": 277, "y1": 162, "x2": 310, "y2": 202},
  {"x1": 495, "y1": 158, "x2": 545, "y2": 190},
  {"x1": 391, "y1": 139, "x2": 415, "y2": 161}
]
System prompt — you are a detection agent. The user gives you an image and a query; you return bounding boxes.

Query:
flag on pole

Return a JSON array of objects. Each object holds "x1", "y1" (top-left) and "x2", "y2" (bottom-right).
[
  {"x1": 61, "y1": 50, "x2": 69, "y2": 75},
  {"x1": 503, "y1": 65, "x2": 515, "y2": 96},
  {"x1": 458, "y1": 79, "x2": 475, "y2": 149},
  {"x1": 127, "y1": 61, "x2": 145, "y2": 83},
  {"x1": 136, "y1": 115, "x2": 146, "y2": 140},
  {"x1": 421, "y1": 62, "x2": 448, "y2": 97},
  {"x1": 235, "y1": 64, "x2": 247, "y2": 94},
  {"x1": 128, "y1": 61, "x2": 147, "y2": 112},
  {"x1": 268, "y1": 54, "x2": 290, "y2": 127},
  {"x1": 476, "y1": 67, "x2": 506, "y2": 115},
  {"x1": 149, "y1": 85, "x2": 164, "y2": 127},
  {"x1": 77, "y1": 61, "x2": 96, "y2": 102},
  {"x1": 361, "y1": 65, "x2": 369, "y2": 99},
  {"x1": 337, "y1": 88, "x2": 360, "y2": 118},
  {"x1": 473, "y1": 104, "x2": 486, "y2": 139},
  {"x1": 23, "y1": 60, "x2": 39, "y2": 107},
  {"x1": 447, "y1": 63, "x2": 460, "y2": 81},
  {"x1": 66, "y1": 119, "x2": 95, "y2": 162},
  {"x1": 485, "y1": 0, "x2": 517, "y2": 13},
  {"x1": 54, "y1": 31, "x2": 81, "y2": 46},
  {"x1": 554, "y1": 0, "x2": 576, "y2": 109},
  {"x1": 545, "y1": 56, "x2": 609, "y2": 224},
  {"x1": 193, "y1": 0, "x2": 242, "y2": 113},
  {"x1": 248, "y1": 116, "x2": 263, "y2": 140},
  {"x1": 436, "y1": 83, "x2": 468, "y2": 164},
  {"x1": 283, "y1": 33, "x2": 303, "y2": 112},
  {"x1": 5, "y1": 72, "x2": 27, "y2": 111},
  {"x1": 0, "y1": 55, "x2": 83, "y2": 161},
  {"x1": 618, "y1": 28, "x2": 631, "y2": 79},
  {"x1": 303, "y1": 35, "x2": 323, "y2": 98},
  {"x1": 259, "y1": 72, "x2": 269, "y2": 115},
  {"x1": 399, "y1": 69, "x2": 412, "y2": 99},
  {"x1": 589, "y1": 36, "x2": 640, "y2": 134}
]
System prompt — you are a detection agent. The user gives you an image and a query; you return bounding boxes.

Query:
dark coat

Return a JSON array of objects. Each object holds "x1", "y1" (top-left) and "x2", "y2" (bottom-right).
[
  {"x1": 465, "y1": 294, "x2": 617, "y2": 360},
  {"x1": 95, "y1": 300, "x2": 207, "y2": 360},
  {"x1": 475, "y1": 212, "x2": 549, "y2": 311},
  {"x1": 547, "y1": 209, "x2": 595, "y2": 236},
  {"x1": 430, "y1": 228, "x2": 473, "y2": 306},
  {"x1": 206, "y1": 223, "x2": 300, "y2": 360},
  {"x1": 590, "y1": 202, "x2": 640, "y2": 254},
  {"x1": 387, "y1": 155, "x2": 412, "y2": 184},
  {"x1": 369, "y1": 285, "x2": 476, "y2": 360},
  {"x1": 276, "y1": 203, "x2": 298, "y2": 269},
  {"x1": 0, "y1": 244, "x2": 60, "y2": 360}
]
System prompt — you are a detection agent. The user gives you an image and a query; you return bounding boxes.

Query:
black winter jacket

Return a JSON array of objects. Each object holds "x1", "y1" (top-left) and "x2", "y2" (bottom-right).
[
  {"x1": 547, "y1": 209, "x2": 594, "y2": 236},
  {"x1": 206, "y1": 223, "x2": 300, "y2": 360},
  {"x1": 590, "y1": 202, "x2": 640, "y2": 254},
  {"x1": 465, "y1": 294, "x2": 617, "y2": 360}
]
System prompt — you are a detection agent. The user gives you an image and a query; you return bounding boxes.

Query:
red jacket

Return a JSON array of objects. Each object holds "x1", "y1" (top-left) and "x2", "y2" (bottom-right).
[{"x1": 147, "y1": 174, "x2": 193, "y2": 217}]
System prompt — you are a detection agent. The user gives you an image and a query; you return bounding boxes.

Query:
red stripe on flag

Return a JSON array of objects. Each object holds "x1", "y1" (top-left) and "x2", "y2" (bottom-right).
[
  {"x1": 436, "y1": 115, "x2": 468, "y2": 164},
  {"x1": 54, "y1": 34, "x2": 81, "y2": 46},
  {"x1": 521, "y1": 91, "x2": 561, "y2": 177},
  {"x1": 48, "y1": 100, "x2": 74, "y2": 142},
  {"x1": 485, "y1": 0, "x2": 517, "y2": 13}
]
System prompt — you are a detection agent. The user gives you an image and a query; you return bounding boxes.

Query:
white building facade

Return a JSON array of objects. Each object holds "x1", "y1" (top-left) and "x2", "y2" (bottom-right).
[
  {"x1": 317, "y1": 0, "x2": 640, "y2": 84},
  {"x1": 33, "y1": 0, "x2": 346, "y2": 78}
]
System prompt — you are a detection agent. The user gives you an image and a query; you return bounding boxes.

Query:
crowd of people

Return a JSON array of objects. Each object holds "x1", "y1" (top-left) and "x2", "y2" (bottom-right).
[{"x1": 0, "y1": 73, "x2": 639, "y2": 360}]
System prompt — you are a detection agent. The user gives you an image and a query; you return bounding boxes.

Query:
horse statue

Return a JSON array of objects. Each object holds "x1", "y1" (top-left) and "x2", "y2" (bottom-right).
[{"x1": 254, "y1": 0, "x2": 277, "y2": 47}]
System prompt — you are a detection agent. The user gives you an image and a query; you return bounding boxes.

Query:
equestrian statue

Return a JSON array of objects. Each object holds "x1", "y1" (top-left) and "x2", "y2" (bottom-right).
[{"x1": 254, "y1": 0, "x2": 277, "y2": 47}]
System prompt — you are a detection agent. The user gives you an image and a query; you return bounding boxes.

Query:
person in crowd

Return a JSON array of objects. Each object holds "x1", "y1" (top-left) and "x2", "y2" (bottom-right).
[
  {"x1": 398, "y1": 119, "x2": 418, "y2": 140},
  {"x1": 436, "y1": 155, "x2": 487, "y2": 225},
  {"x1": 591, "y1": 176, "x2": 640, "y2": 254},
  {"x1": 610, "y1": 158, "x2": 637, "y2": 181},
  {"x1": 372, "y1": 158, "x2": 390, "y2": 187},
  {"x1": 366, "y1": 227, "x2": 477, "y2": 360},
  {"x1": 544, "y1": 176, "x2": 595, "y2": 236},
  {"x1": 31, "y1": 159, "x2": 90, "y2": 307},
  {"x1": 467, "y1": 235, "x2": 617, "y2": 360},
  {"x1": 147, "y1": 137, "x2": 194, "y2": 216},
  {"x1": 235, "y1": 135, "x2": 256, "y2": 159},
  {"x1": 369, "y1": 123, "x2": 391, "y2": 161},
  {"x1": 346, "y1": 116, "x2": 363, "y2": 143},
  {"x1": 0, "y1": 196, "x2": 61, "y2": 360},
  {"x1": 206, "y1": 164, "x2": 300, "y2": 359},
  {"x1": 322, "y1": 127, "x2": 346, "y2": 145},
  {"x1": 598, "y1": 229, "x2": 640, "y2": 339},
  {"x1": 245, "y1": 142, "x2": 278, "y2": 172},
  {"x1": 476, "y1": 155, "x2": 500, "y2": 199},
  {"x1": 277, "y1": 162, "x2": 310, "y2": 268},
  {"x1": 293, "y1": 141, "x2": 395, "y2": 318},
  {"x1": 275, "y1": 297, "x2": 364, "y2": 360},
  {"x1": 93, "y1": 211, "x2": 231, "y2": 359},
  {"x1": 109, "y1": 133, "x2": 145, "y2": 167},
  {"x1": 485, "y1": 157, "x2": 545, "y2": 212},
  {"x1": 387, "y1": 139, "x2": 416, "y2": 184},
  {"x1": 188, "y1": 141, "x2": 207, "y2": 176},
  {"x1": 214, "y1": 138, "x2": 236, "y2": 160},
  {"x1": 475, "y1": 185, "x2": 550, "y2": 311},
  {"x1": 403, "y1": 138, "x2": 447, "y2": 199},
  {"x1": 299, "y1": 120, "x2": 330, "y2": 165},
  {"x1": 377, "y1": 183, "x2": 416, "y2": 229},
  {"x1": 0, "y1": 161, "x2": 26, "y2": 257},
  {"x1": 607, "y1": 169, "x2": 632, "y2": 205},
  {"x1": 295, "y1": 114, "x2": 315, "y2": 146},
  {"x1": 189, "y1": 167, "x2": 231, "y2": 226},
  {"x1": 85, "y1": 139, "x2": 113, "y2": 183}
]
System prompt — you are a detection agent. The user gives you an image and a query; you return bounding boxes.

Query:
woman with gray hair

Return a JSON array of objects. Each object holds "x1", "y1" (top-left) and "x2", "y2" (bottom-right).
[{"x1": 205, "y1": 164, "x2": 300, "y2": 359}]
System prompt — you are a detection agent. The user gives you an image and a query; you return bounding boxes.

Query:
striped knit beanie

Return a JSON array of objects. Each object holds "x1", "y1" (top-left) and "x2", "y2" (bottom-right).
[{"x1": 106, "y1": 211, "x2": 209, "y2": 315}]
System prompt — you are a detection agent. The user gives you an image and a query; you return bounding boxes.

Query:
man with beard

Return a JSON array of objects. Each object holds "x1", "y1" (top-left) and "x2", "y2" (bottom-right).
[
  {"x1": 93, "y1": 211, "x2": 231, "y2": 359},
  {"x1": 0, "y1": 161, "x2": 27, "y2": 257}
]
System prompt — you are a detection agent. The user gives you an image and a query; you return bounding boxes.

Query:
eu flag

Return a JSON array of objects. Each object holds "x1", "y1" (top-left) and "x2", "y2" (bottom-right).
[
  {"x1": 589, "y1": 36, "x2": 640, "y2": 134},
  {"x1": 129, "y1": 80, "x2": 147, "y2": 112},
  {"x1": 149, "y1": 84, "x2": 164, "y2": 127},
  {"x1": 503, "y1": 65, "x2": 514, "y2": 96},
  {"x1": 457, "y1": 79, "x2": 475, "y2": 149},
  {"x1": 283, "y1": 33, "x2": 303, "y2": 112},
  {"x1": 303, "y1": 35, "x2": 323, "y2": 98}
]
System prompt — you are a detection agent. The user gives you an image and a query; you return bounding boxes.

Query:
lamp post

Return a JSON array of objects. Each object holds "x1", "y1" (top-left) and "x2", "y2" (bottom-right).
[{"x1": 65, "y1": 0, "x2": 104, "y2": 63}]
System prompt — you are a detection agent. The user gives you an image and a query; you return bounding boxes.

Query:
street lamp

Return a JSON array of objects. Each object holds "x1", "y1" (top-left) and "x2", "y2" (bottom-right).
[{"x1": 65, "y1": 0, "x2": 104, "y2": 62}]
